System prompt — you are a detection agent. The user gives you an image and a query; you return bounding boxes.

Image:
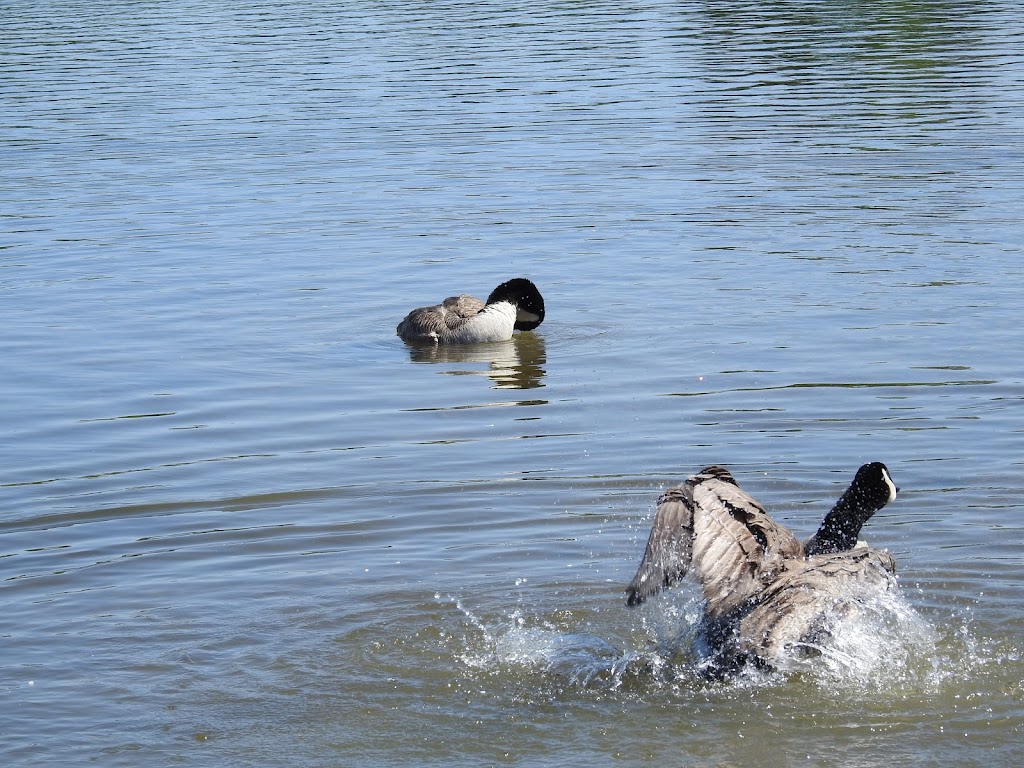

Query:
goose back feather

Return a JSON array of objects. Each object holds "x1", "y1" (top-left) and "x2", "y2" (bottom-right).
[{"x1": 397, "y1": 294, "x2": 488, "y2": 342}]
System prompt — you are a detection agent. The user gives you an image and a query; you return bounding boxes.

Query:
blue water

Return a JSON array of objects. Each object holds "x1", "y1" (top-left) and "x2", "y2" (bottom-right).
[{"x1": 2, "y1": 1, "x2": 1023, "y2": 765}]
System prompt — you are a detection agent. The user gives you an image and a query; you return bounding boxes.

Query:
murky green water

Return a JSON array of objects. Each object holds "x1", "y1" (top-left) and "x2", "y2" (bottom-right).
[{"x1": 3, "y1": 1, "x2": 1022, "y2": 765}]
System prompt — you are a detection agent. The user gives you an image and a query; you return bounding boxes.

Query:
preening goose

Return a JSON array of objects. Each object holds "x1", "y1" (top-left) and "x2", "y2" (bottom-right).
[
  {"x1": 396, "y1": 278, "x2": 545, "y2": 344},
  {"x1": 625, "y1": 463, "x2": 899, "y2": 670}
]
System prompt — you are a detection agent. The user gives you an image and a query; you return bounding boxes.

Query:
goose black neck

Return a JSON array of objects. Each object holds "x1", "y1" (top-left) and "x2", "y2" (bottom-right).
[{"x1": 804, "y1": 487, "x2": 876, "y2": 556}]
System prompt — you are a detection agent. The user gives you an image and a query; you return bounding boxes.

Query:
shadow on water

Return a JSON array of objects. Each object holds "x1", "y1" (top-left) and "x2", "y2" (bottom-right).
[
  {"x1": 695, "y1": 0, "x2": 995, "y2": 76},
  {"x1": 684, "y1": 0, "x2": 1003, "y2": 165}
]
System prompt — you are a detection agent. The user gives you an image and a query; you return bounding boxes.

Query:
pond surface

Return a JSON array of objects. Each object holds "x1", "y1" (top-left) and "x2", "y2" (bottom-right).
[{"x1": 2, "y1": 1, "x2": 1023, "y2": 765}]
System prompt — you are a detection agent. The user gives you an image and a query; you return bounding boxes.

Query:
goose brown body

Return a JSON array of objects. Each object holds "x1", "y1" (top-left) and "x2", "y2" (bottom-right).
[
  {"x1": 396, "y1": 278, "x2": 544, "y2": 344},
  {"x1": 625, "y1": 464, "x2": 898, "y2": 669}
]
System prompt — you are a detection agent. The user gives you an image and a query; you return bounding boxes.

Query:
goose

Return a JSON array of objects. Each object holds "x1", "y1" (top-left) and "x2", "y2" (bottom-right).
[
  {"x1": 396, "y1": 278, "x2": 545, "y2": 344},
  {"x1": 625, "y1": 463, "x2": 899, "y2": 671}
]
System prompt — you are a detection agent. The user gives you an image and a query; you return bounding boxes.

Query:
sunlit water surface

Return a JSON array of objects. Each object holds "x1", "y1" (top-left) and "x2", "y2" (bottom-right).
[{"x1": 2, "y1": 1, "x2": 1023, "y2": 766}]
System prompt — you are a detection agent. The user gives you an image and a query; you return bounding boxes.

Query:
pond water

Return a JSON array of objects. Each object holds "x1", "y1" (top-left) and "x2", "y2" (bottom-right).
[{"x1": 2, "y1": 1, "x2": 1023, "y2": 766}]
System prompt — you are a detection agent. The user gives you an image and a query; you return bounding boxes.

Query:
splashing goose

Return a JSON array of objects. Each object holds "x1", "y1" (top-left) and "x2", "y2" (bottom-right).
[
  {"x1": 625, "y1": 463, "x2": 899, "y2": 670},
  {"x1": 396, "y1": 278, "x2": 545, "y2": 344}
]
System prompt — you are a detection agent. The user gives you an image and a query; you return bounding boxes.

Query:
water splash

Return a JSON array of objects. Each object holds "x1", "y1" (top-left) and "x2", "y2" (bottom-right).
[
  {"x1": 439, "y1": 594, "x2": 625, "y2": 686},
  {"x1": 436, "y1": 583, "x2": 989, "y2": 697},
  {"x1": 773, "y1": 585, "x2": 940, "y2": 690}
]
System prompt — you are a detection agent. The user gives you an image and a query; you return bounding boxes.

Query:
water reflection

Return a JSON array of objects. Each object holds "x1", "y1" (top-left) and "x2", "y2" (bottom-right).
[
  {"x1": 692, "y1": 0, "x2": 995, "y2": 122},
  {"x1": 696, "y1": 0, "x2": 990, "y2": 60},
  {"x1": 404, "y1": 332, "x2": 546, "y2": 390}
]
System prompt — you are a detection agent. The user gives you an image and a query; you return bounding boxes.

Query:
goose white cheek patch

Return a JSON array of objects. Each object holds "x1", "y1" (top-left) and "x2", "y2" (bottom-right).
[
  {"x1": 882, "y1": 468, "x2": 898, "y2": 503},
  {"x1": 517, "y1": 309, "x2": 542, "y2": 324}
]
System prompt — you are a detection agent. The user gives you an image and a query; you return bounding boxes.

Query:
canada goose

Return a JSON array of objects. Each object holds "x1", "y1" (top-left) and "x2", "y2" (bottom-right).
[
  {"x1": 396, "y1": 278, "x2": 545, "y2": 344},
  {"x1": 625, "y1": 463, "x2": 899, "y2": 671}
]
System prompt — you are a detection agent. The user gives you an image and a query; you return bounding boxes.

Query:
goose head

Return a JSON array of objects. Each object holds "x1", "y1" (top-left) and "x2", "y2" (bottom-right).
[
  {"x1": 486, "y1": 278, "x2": 545, "y2": 331},
  {"x1": 803, "y1": 462, "x2": 898, "y2": 556}
]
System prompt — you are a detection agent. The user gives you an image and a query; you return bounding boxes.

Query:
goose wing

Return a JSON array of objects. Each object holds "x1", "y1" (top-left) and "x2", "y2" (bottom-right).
[
  {"x1": 397, "y1": 294, "x2": 485, "y2": 341},
  {"x1": 441, "y1": 294, "x2": 485, "y2": 318},
  {"x1": 625, "y1": 483, "x2": 695, "y2": 607},
  {"x1": 626, "y1": 466, "x2": 802, "y2": 615}
]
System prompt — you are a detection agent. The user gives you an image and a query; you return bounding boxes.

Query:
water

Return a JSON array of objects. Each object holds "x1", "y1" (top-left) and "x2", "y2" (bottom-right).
[{"x1": 2, "y1": 0, "x2": 1023, "y2": 765}]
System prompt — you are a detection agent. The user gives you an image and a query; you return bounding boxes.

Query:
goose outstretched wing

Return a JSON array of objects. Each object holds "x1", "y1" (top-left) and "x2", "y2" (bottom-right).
[
  {"x1": 626, "y1": 466, "x2": 802, "y2": 616},
  {"x1": 625, "y1": 482, "x2": 695, "y2": 607}
]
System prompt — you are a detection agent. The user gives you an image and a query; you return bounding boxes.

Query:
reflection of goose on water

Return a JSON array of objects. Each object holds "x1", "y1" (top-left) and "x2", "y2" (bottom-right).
[
  {"x1": 405, "y1": 332, "x2": 547, "y2": 390},
  {"x1": 396, "y1": 278, "x2": 545, "y2": 344},
  {"x1": 626, "y1": 463, "x2": 900, "y2": 672}
]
